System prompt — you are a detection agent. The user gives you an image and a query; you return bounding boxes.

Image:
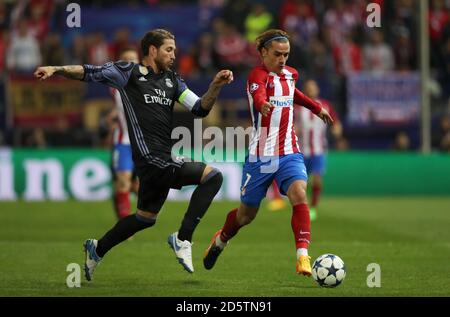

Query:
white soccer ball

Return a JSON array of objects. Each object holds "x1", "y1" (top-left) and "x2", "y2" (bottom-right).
[{"x1": 312, "y1": 254, "x2": 346, "y2": 287}]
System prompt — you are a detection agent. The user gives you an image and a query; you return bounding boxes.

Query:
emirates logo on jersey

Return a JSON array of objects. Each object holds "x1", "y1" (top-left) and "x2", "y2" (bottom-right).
[{"x1": 249, "y1": 83, "x2": 259, "y2": 93}]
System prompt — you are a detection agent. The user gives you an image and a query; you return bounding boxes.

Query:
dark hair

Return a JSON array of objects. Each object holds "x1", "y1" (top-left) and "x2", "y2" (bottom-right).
[
  {"x1": 255, "y1": 29, "x2": 290, "y2": 52},
  {"x1": 141, "y1": 29, "x2": 175, "y2": 56}
]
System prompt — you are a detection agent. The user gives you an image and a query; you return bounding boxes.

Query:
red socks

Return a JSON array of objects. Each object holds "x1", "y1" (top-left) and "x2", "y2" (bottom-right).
[
  {"x1": 114, "y1": 192, "x2": 131, "y2": 219},
  {"x1": 312, "y1": 184, "x2": 322, "y2": 207},
  {"x1": 220, "y1": 208, "x2": 242, "y2": 242},
  {"x1": 219, "y1": 204, "x2": 311, "y2": 250},
  {"x1": 291, "y1": 204, "x2": 311, "y2": 249}
]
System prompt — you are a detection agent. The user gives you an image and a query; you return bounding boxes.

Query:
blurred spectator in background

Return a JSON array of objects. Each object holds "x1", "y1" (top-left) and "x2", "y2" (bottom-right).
[
  {"x1": 7, "y1": 19, "x2": 41, "y2": 73},
  {"x1": 282, "y1": 0, "x2": 317, "y2": 47},
  {"x1": 244, "y1": 3, "x2": 273, "y2": 42},
  {"x1": 109, "y1": 27, "x2": 137, "y2": 61},
  {"x1": 284, "y1": 29, "x2": 310, "y2": 74},
  {"x1": 221, "y1": 0, "x2": 249, "y2": 34},
  {"x1": 324, "y1": 0, "x2": 360, "y2": 51},
  {"x1": 295, "y1": 79, "x2": 343, "y2": 219},
  {"x1": 68, "y1": 35, "x2": 88, "y2": 65},
  {"x1": 192, "y1": 32, "x2": 216, "y2": 76},
  {"x1": 212, "y1": 18, "x2": 248, "y2": 73},
  {"x1": 363, "y1": 29, "x2": 394, "y2": 73},
  {"x1": 391, "y1": 131, "x2": 411, "y2": 151},
  {"x1": 98, "y1": 108, "x2": 118, "y2": 149},
  {"x1": 42, "y1": 33, "x2": 64, "y2": 66},
  {"x1": 27, "y1": 0, "x2": 53, "y2": 43},
  {"x1": 177, "y1": 46, "x2": 197, "y2": 78},
  {"x1": 198, "y1": 0, "x2": 226, "y2": 29},
  {"x1": 439, "y1": 37, "x2": 450, "y2": 101},
  {"x1": 308, "y1": 37, "x2": 335, "y2": 78},
  {"x1": 393, "y1": 26, "x2": 416, "y2": 72},
  {"x1": 389, "y1": 0, "x2": 416, "y2": 37},
  {"x1": 432, "y1": 115, "x2": 450, "y2": 152},
  {"x1": 0, "y1": 29, "x2": 7, "y2": 74},
  {"x1": 332, "y1": 30, "x2": 362, "y2": 76},
  {"x1": 87, "y1": 32, "x2": 111, "y2": 65},
  {"x1": 45, "y1": 116, "x2": 91, "y2": 147},
  {"x1": 429, "y1": 0, "x2": 449, "y2": 68},
  {"x1": 24, "y1": 128, "x2": 47, "y2": 148},
  {"x1": 0, "y1": 2, "x2": 11, "y2": 30}
]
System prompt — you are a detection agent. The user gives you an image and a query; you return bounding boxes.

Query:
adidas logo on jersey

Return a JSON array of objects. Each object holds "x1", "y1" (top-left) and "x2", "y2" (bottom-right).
[{"x1": 139, "y1": 76, "x2": 148, "y2": 82}]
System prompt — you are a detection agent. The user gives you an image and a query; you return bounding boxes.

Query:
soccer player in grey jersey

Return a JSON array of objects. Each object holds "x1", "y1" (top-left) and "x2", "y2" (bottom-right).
[{"x1": 35, "y1": 29, "x2": 233, "y2": 278}]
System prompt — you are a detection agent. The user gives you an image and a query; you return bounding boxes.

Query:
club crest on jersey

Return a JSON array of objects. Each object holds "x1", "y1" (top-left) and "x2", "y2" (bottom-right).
[
  {"x1": 139, "y1": 66, "x2": 149, "y2": 75},
  {"x1": 249, "y1": 83, "x2": 259, "y2": 93},
  {"x1": 165, "y1": 78, "x2": 173, "y2": 88}
]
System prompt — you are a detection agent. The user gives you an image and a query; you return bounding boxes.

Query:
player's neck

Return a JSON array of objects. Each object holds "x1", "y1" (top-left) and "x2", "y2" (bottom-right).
[{"x1": 141, "y1": 57, "x2": 160, "y2": 74}]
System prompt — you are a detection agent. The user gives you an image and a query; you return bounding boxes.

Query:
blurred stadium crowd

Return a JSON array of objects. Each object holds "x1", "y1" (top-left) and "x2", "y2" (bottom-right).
[{"x1": 0, "y1": 0, "x2": 450, "y2": 152}]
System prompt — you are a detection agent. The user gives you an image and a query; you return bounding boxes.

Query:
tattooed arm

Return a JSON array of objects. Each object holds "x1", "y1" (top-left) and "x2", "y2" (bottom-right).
[{"x1": 34, "y1": 65, "x2": 85, "y2": 81}]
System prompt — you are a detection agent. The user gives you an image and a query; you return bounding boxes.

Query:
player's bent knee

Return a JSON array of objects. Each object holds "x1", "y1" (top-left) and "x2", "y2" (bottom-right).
[
  {"x1": 201, "y1": 167, "x2": 223, "y2": 187},
  {"x1": 116, "y1": 173, "x2": 133, "y2": 192},
  {"x1": 288, "y1": 188, "x2": 307, "y2": 205},
  {"x1": 136, "y1": 210, "x2": 158, "y2": 228}
]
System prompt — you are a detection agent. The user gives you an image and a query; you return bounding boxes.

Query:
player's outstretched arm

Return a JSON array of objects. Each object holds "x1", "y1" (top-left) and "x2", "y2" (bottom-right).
[
  {"x1": 200, "y1": 70, "x2": 234, "y2": 111},
  {"x1": 34, "y1": 65, "x2": 84, "y2": 81}
]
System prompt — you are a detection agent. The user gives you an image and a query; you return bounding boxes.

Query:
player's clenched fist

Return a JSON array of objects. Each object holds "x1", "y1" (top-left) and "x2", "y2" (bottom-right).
[
  {"x1": 34, "y1": 66, "x2": 55, "y2": 81},
  {"x1": 212, "y1": 70, "x2": 234, "y2": 86},
  {"x1": 261, "y1": 101, "x2": 274, "y2": 117}
]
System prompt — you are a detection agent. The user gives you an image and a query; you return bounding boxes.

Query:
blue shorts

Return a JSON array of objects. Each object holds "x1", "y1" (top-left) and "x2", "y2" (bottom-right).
[
  {"x1": 240, "y1": 153, "x2": 308, "y2": 207},
  {"x1": 112, "y1": 144, "x2": 134, "y2": 172},
  {"x1": 304, "y1": 155, "x2": 326, "y2": 175}
]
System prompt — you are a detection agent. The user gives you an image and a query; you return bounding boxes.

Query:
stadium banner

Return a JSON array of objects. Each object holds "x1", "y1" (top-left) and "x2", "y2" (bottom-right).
[
  {"x1": 0, "y1": 148, "x2": 242, "y2": 201},
  {"x1": 8, "y1": 75, "x2": 86, "y2": 126},
  {"x1": 347, "y1": 72, "x2": 421, "y2": 126},
  {"x1": 1, "y1": 148, "x2": 450, "y2": 201}
]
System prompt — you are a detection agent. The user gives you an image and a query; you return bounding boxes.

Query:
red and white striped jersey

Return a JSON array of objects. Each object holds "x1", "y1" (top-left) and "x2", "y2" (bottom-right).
[
  {"x1": 297, "y1": 99, "x2": 338, "y2": 156},
  {"x1": 111, "y1": 88, "x2": 130, "y2": 145},
  {"x1": 246, "y1": 65, "x2": 322, "y2": 157}
]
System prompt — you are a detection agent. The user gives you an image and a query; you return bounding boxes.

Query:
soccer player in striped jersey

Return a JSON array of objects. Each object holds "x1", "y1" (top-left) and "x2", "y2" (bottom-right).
[
  {"x1": 203, "y1": 29, "x2": 333, "y2": 276},
  {"x1": 296, "y1": 79, "x2": 342, "y2": 221},
  {"x1": 110, "y1": 48, "x2": 140, "y2": 220}
]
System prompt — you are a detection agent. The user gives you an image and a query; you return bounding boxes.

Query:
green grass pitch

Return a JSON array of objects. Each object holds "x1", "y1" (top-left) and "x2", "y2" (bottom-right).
[{"x1": 0, "y1": 197, "x2": 449, "y2": 296}]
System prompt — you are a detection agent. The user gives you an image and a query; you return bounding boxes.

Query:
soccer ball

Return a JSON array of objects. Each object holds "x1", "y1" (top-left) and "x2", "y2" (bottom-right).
[{"x1": 312, "y1": 254, "x2": 346, "y2": 287}]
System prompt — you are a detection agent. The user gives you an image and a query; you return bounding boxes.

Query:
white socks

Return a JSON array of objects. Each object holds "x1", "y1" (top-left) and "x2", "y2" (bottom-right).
[
  {"x1": 215, "y1": 235, "x2": 227, "y2": 249},
  {"x1": 297, "y1": 248, "x2": 308, "y2": 259}
]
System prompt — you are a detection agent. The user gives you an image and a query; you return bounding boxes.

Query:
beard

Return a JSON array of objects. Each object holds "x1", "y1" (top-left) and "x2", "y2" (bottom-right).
[{"x1": 155, "y1": 57, "x2": 171, "y2": 72}]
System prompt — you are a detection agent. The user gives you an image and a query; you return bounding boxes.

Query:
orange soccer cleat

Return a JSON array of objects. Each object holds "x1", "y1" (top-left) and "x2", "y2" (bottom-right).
[
  {"x1": 296, "y1": 255, "x2": 312, "y2": 277},
  {"x1": 203, "y1": 230, "x2": 226, "y2": 270}
]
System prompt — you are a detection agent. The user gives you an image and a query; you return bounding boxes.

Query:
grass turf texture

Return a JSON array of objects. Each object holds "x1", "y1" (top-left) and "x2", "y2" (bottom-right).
[{"x1": 0, "y1": 197, "x2": 449, "y2": 296}]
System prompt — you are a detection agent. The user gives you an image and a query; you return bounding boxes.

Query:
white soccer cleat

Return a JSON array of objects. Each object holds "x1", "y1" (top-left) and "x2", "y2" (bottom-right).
[
  {"x1": 167, "y1": 232, "x2": 194, "y2": 273},
  {"x1": 83, "y1": 239, "x2": 102, "y2": 281}
]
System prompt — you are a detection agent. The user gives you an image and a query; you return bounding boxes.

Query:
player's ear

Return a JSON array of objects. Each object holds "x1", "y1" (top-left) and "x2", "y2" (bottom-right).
[
  {"x1": 149, "y1": 45, "x2": 158, "y2": 58},
  {"x1": 261, "y1": 47, "x2": 267, "y2": 58}
]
